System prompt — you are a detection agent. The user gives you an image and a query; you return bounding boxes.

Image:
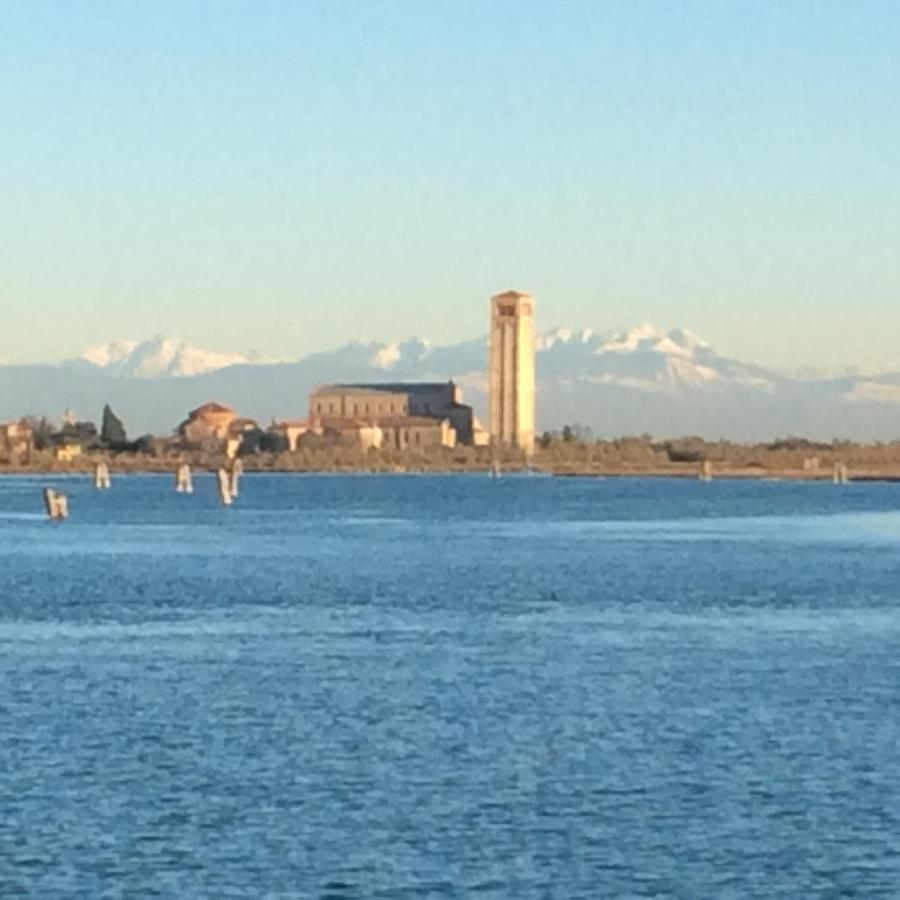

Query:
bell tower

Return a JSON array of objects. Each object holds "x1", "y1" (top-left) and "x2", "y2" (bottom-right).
[{"x1": 489, "y1": 291, "x2": 536, "y2": 453}]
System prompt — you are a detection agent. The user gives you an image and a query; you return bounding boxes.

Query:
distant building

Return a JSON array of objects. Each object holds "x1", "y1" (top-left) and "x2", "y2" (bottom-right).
[
  {"x1": 0, "y1": 420, "x2": 33, "y2": 460},
  {"x1": 302, "y1": 382, "x2": 473, "y2": 450},
  {"x1": 307, "y1": 381, "x2": 475, "y2": 448},
  {"x1": 224, "y1": 418, "x2": 260, "y2": 459},
  {"x1": 272, "y1": 419, "x2": 314, "y2": 453},
  {"x1": 326, "y1": 420, "x2": 386, "y2": 451},
  {"x1": 273, "y1": 415, "x2": 455, "y2": 453},
  {"x1": 178, "y1": 403, "x2": 258, "y2": 456},
  {"x1": 179, "y1": 402, "x2": 238, "y2": 444},
  {"x1": 342, "y1": 382, "x2": 477, "y2": 445},
  {"x1": 489, "y1": 290, "x2": 536, "y2": 453},
  {"x1": 310, "y1": 386, "x2": 409, "y2": 420},
  {"x1": 55, "y1": 442, "x2": 82, "y2": 462},
  {"x1": 471, "y1": 425, "x2": 491, "y2": 447},
  {"x1": 372, "y1": 416, "x2": 457, "y2": 451}
]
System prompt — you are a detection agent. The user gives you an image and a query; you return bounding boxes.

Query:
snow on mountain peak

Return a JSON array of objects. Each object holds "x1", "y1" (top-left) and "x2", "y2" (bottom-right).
[
  {"x1": 605, "y1": 323, "x2": 660, "y2": 349},
  {"x1": 82, "y1": 335, "x2": 264, "y2": 378},
  {"x1": 842, "y1": 380, "x2": 900, "y2": 406},
  {"x1": 537, "y1": 327, "x2": 595, "y2": 350},
  {"x1": 591, "y1": 324, "x2": 714, "y2": 363},
  {"x1": 83, "y1": 339, "x2": 139, "y2": 368},
  {"x1": 372, "y1": 343, "x2": 402, "y2": 369},
  {"x1": 73, "y1": 325, "x2": 764, "y2": 401},
  {"x1": 668, "y1": 328, "x2": 709, "y2": 350},
  {"x1": 369, "y1": 337, "x2": 432, "y2": 370}
]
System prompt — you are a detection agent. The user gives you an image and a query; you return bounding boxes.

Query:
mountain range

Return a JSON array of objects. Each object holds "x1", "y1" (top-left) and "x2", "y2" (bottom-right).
[{"x1": 2, "y1": 327, "x2": 899, "y2": 441}]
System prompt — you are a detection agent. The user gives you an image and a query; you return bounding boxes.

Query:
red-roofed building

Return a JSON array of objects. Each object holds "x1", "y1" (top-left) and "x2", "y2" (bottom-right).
[{"x1": 179, "y1": 402, "x2": 238, "y2": 445}]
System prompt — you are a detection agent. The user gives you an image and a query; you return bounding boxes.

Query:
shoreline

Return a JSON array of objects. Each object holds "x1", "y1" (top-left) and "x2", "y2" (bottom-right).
[{"x1": 4, "y1": 463, "x2": 900, "y2": 482}]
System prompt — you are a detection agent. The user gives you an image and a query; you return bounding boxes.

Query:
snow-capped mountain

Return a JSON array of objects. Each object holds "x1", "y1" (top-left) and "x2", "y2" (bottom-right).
[
  {"x1": 71, "y1": 325, "x2": 779, "y2": 393},
  {"x1": 81, "y1": 339, "x2": 139, "y2": 369},
  {"x1": 78, "y1": 335, "x2": 270, "y2": 378},
  {"x1": 272, "y1": 325, "x2": 779, "y2": 397},
  {"x1": 3, "y1": 324, "x2": 900, "y2": 440},
  {"x1": 534, "y1": 324, "x2": 777, "y2": 394},
  {"x1": 842, "y1": 375, "x2": 900, "y2": 406}
]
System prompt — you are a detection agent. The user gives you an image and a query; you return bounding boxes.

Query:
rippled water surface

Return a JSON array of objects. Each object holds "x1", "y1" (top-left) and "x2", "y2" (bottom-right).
[{"x1": 3, "y1": 473, "x2": 900, "y2": 897}]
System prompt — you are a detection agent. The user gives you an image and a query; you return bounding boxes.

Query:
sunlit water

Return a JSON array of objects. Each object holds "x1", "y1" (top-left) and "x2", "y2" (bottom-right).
[{"x1": 2, "y1": 473, "x2": 900, "y2": 897}]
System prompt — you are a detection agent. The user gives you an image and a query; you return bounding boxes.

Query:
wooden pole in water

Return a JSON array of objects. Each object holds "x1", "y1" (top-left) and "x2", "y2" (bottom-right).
[
  {"x1": 229, "y1": 458, "x2": 243, "y2": 499},
  {"x1": 43, "y1": 488, "x2": 69, "y2": 519},
  {"x1": 175, "y1": 463, "x2": 193, "y2": 494},
  {"x1": 216, "y1": 468, "x2": 233, "y2": 506},
  {"x1": 93, "y1": 462, "x2": 111, "y2": 490}
]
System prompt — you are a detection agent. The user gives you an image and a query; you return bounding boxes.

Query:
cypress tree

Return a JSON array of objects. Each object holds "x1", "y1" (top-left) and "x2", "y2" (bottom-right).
[{"x1": 101, "y1": 405, "x2": 127, "y2": 446}]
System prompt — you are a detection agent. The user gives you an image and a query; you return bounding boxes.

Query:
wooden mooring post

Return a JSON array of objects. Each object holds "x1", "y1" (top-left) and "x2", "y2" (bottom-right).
[
  {"x1": 229, "y1": 458, "x2": 243, "y2": 499},
  {"x1": 43, "y1": 488, "x2": 69, "y2": 520},
  {"x1": 93, "y1": 462, "x2": 111, "y2": 490},
  {"x1": 216, "y1": 468, "x2": 233, "y2": 506},
  {"x1": 175, "y1": 463, "x2": 193, "y2": 494}
]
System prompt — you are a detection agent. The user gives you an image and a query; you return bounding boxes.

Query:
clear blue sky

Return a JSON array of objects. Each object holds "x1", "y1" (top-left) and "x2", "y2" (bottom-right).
[{"x1": 1, "y1": 0, "x2": 898, "y2": 369}]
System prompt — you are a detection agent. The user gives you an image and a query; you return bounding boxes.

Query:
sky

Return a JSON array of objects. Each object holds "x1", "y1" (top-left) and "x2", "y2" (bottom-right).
[{"x1": 1, "y1": 0, "x2": 898, "y2": 371}]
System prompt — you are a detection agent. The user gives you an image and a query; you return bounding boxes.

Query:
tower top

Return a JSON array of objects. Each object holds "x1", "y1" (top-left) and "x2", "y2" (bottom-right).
[
  {"x1": 491, "y1": 290, "x2": 534, "y2": 317},
  {"x1": 491, "y1": 290, "x2": 532, "y2": 302}
]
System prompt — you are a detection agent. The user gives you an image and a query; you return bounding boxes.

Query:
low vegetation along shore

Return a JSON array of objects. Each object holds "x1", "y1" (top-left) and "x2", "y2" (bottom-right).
[{"x1": 6, "y1": 436, "x2": 900, "y2": 480}]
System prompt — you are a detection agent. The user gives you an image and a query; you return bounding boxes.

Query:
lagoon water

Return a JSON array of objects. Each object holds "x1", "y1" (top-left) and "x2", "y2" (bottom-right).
[{"x1": 2, "y1": 473, "x2": 900, "y2": 897}]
